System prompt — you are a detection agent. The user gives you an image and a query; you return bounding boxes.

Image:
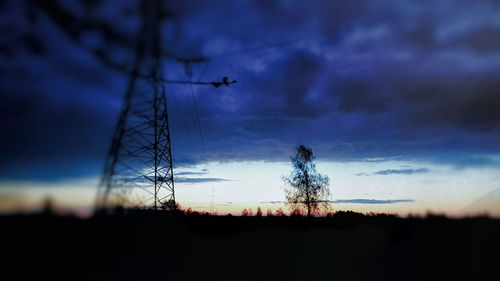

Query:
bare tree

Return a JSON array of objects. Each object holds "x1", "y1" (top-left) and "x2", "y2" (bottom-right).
[{"x1": 283, "y1": 145, "x2": 331, "y2": 217}]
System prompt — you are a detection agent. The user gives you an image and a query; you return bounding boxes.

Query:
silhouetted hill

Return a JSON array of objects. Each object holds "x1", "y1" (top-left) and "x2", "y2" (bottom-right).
[
  {"x1": 0, "y1": 211, "x2": 499, "y2": 281},
  {"x1": 462, "y1": 187, "x2": 500, "y2": 216}
]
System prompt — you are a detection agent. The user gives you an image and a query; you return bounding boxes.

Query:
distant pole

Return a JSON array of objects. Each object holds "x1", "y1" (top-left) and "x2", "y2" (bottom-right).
[{"x1": 209, "y1": 187, "x2": 216, "y2": 215}]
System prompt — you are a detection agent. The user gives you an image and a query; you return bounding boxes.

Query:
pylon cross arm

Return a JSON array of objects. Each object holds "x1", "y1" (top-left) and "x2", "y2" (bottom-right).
[{"x1": 145, "y1": 76, "x2": 237, "y2": 88}]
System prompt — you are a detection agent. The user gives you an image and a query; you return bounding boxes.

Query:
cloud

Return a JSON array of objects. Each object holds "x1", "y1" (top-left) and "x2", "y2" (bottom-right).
[
  {"x1": 0, "y1": 176, "x2": 99, "y2": 189},
  {"x1": 260, "y1": 201, "x2": 286, "y2": 204},
  {"x1": 245, "y1": 51, "x2": 327, "y2": 119},
  {"x1": 450, "y1": 25, "x2": 500, "y2": 53},
  {"x1": 261, "y1": 199, "x2": 415, "y2": 205},
  {"x1": 175, "y1": 171, "x2": 208, "y2": 176},
  {"x1": 331, "y1": 199, "x2": 415, "y2": 204},
  {"x1": 175, "y1": 177, "x2": 229, "y2": 184},
  {"x1": 373, "y1": 168, "x2": 429, "y2": 175},
  {"x1": 2, "y1": 0, "x2": 500, "y2": 180}
]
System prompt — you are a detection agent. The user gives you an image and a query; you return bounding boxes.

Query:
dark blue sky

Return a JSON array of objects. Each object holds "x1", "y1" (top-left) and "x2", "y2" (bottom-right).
[{"x1": 1, "y1": 0, "x2": 500, "y2": 180}]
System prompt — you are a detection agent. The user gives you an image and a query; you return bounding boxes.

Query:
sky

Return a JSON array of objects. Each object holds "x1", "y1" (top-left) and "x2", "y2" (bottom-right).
[{"x1": 1, "y1": 0, "x2": 500, "y2": 216}]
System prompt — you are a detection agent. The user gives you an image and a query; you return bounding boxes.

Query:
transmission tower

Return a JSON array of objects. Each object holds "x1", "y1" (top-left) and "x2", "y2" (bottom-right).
[
  {"x1": 96, "y1": 0, "x2": 234, "y2": 211},
  {"x1": 209, "y1": 187, "x2": 216, "y2": 215}
]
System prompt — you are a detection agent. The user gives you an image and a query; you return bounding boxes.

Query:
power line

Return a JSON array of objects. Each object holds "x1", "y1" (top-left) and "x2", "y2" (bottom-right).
[
  {"x1": 166, "y1": 81, "x2": 201, "y2": 167},
  {"x1": 189, "y1": 83, "x2": 206, "y2": 158}
]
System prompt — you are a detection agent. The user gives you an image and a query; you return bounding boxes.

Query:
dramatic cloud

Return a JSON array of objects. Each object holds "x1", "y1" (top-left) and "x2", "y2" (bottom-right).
[{"x1": 1, "y1": 0, "x2": 500, "y2": 179}]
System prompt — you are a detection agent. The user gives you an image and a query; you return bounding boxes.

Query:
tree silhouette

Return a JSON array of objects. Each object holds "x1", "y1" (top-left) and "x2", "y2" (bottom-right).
[
  {"x1": 241, "y1": 208, "x2": 249, "y2": 216},
  {"x1": 266, "y1": 209, "x2": 273, "y2": 217},
  {"x1": 283, "y1": 145, "x2": 331, "y2": 217},
  {"x1": 256, "y1": 207, "x2": 263, "y2": 217},
  {"x1": 290, "y1": 209, "x2": 302, "y2": 217},
  {"x1": 161, "y1": 199, "x2": 180, "y2": 212}
]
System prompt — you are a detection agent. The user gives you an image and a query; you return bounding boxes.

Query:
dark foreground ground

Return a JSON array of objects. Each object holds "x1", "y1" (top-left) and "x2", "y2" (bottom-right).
[{"x1": 1, "y1": 210, "x2": 499, "y2": 281}]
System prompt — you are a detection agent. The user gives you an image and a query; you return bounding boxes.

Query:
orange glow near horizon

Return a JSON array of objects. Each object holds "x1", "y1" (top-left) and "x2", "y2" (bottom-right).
[{"x1": 1, "y1": 160, "x2": 500, "y2": 218}]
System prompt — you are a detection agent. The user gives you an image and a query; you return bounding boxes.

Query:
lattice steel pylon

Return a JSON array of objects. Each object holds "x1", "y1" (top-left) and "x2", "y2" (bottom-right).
[
  {"x1": 96, "y1": 1, "x2": 236, "y2": 212},
  {"x1": 96, "y1": 0, "x2": 175, "y2": 211}
]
